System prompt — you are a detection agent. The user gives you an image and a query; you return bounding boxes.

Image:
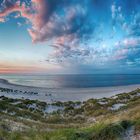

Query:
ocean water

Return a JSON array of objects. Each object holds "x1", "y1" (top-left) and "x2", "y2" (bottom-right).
[{"x1": 0, "y1": 74, "x2": 140, "y2": 88}]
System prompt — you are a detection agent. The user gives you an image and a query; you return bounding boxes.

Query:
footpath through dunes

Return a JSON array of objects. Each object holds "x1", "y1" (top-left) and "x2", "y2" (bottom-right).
[{"x1": 0, "y1": 87, "x2": 140, "y2": 139}]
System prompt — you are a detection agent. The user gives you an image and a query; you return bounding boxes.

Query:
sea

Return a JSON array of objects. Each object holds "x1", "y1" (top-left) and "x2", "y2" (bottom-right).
[{"x1": 0, "y1": 74, "x2": 140, "y2": 88}]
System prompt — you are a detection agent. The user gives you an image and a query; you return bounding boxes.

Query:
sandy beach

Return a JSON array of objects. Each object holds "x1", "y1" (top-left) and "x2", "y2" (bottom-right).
[{"x1": 0, "y1": 78, "x2": 140, "y2": 103}]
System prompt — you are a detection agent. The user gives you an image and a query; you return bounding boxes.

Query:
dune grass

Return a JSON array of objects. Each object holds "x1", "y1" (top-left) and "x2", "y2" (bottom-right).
[
  {"x1": 0, "y1": 119, "x2": 137, "y2": 140},
  {"x1": 0, "y1": 88, "x2": 140, "y2": 140}
]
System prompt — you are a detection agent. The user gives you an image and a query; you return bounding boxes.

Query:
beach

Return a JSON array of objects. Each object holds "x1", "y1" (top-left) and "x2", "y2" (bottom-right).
[
  {"x1": 0, "y1": 78, "x2": 140, "y2": 103},
  {"x1": 0, "y1": 77, "x2": 140, "y2": 140}
]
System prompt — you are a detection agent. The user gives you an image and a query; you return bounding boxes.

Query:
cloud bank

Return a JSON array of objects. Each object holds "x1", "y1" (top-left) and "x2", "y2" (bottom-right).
[{"x1": 0, "y1": 0, "x2": 140, "y2": 72}]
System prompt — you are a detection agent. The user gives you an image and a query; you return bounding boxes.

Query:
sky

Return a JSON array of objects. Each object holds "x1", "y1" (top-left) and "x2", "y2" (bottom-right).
[{"x1": 0, "y1": 0, "x2": 140, "y2": 74}]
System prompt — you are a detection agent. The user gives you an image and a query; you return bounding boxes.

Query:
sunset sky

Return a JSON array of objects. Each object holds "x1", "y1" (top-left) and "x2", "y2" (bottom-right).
[{"x1": 0, "y1": 0, "x2": 140, "y2": 74}]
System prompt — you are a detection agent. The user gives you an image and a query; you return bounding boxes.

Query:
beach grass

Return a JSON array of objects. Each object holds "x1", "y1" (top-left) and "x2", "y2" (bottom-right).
[
  {"x1": 0, "y1": 88, "x2": 140, "y2": 139},
  {"x1": 0, "y1": 119, "x2": 138, "y2": 140}
]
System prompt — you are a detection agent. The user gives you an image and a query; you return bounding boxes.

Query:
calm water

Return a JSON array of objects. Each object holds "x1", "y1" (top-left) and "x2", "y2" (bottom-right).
[{"x1": 0, "y1": 74, "x2": 140, "y2": 88}]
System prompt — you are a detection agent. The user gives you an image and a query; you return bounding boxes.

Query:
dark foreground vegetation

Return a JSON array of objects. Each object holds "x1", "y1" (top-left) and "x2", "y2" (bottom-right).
[{"x1": 0, "y1": 88, "x2": 140, "y2": 139}]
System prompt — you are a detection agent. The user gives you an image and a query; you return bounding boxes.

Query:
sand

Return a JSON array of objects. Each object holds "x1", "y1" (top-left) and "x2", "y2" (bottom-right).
[{"x1": 0, "y1": 78, "x2": 140, "y2": 103}]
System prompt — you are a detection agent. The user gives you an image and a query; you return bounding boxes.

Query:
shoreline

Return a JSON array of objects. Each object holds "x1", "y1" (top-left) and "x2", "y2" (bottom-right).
[{"x1": 0, "y1": 78, "x2": 140, "y2": 102}]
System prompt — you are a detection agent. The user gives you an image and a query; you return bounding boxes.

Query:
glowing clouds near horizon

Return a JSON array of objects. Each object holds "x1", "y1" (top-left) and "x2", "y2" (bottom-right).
[{"x1": 0, "y1": 0, "x2": 140, "y2": 73}]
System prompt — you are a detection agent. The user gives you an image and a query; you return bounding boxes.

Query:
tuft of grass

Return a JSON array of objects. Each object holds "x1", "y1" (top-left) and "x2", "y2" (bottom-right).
[{"x1": 90, "y1": 120, "x2": 132, "y2": 140}]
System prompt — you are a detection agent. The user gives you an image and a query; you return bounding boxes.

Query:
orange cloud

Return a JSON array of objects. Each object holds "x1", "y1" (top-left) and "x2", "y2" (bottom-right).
[{"x1": 0, "y1": 63, "x2": 44, "y2": 74}]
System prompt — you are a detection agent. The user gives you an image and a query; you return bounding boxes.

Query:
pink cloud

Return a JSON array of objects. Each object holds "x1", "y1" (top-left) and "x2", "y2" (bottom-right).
[
  {"x1": 123, "y1": 38, "x2": 140, "y2": 47},
  {"x1": 0, "y1": 3, "x2": 21, "y2": 17},
  {"x1": 113, "y1": 49, "x2": 128, "y2": 60},
  {"x1": 0, "y1": 18, "x2": 5, "y2": 22},
  {"x1": 115, "y1": 37, "x2": 140, "y2": 48},
  {"x1": 0, "y1": 0, "x2": 49, "y2": 42},
  {"x1": 0, "y1": 0, "x2": 89, "y2": 44},
  {"x1": 0, "y1": 1, "x2": 33, "y2": 23}
]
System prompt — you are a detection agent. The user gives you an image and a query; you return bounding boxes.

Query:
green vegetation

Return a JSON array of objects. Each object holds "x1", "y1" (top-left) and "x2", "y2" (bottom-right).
[
  {"x1": 0, "y1": 88, "x2": 140, "y2": 139},
  {"x1": 0, "y1": 120, "x2": 139, "y2": 140}
]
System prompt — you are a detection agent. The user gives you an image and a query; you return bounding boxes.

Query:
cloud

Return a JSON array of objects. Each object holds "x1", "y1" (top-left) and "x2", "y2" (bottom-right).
[
  {"x1": 115, "y1": 37, "x2": 140, "y2": 48},
  {"x1": 128, "y1": 13, "x2": 140, "y2": 37},
  {"x1": 0, "y1": 17, "x2": 5, "y2": 22},
  {"x1": 0, "y1": 0, "x2": 33, "y2": 24},
  {"x1": 0, "y1": 0, "x2": 96, "y2": 54},
  {"x1": 113, "y1": 37, "x2": 140, "y2": 64},
  {"x1": 0, "y1": 0, "x2": 95, "y2": 42},
  {"x1": 111, "y1": 3, "x2": 125, "y2": 29},
  {"x1": 0, "y1": 0, "x2": 140, "y2": 72},
  {"x1": 28, "y1": 0, "x2": 96, "y2": 43},
  {"x1": 0, "y1": 0, "x2": 98, "y2": 69}
]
